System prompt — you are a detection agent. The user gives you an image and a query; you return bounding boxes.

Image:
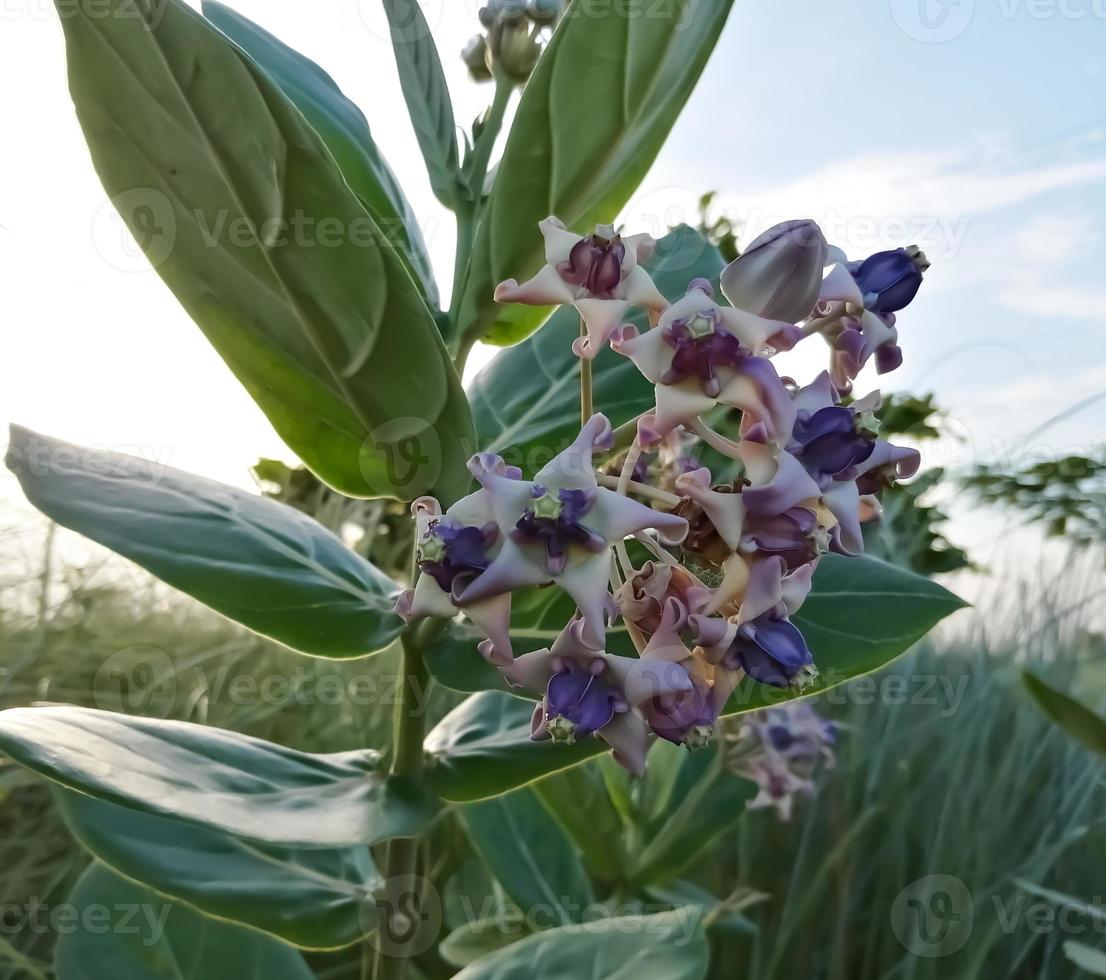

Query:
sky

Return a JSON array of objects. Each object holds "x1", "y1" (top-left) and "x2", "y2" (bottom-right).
[{"x1": 1, "y1": 0, "x2": 1104, "y2": 568}]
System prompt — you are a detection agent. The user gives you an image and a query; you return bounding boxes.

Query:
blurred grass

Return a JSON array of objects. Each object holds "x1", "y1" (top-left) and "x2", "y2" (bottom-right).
[{"x1": 1, "y1": 512, "x2": 1105, "y2": 978}]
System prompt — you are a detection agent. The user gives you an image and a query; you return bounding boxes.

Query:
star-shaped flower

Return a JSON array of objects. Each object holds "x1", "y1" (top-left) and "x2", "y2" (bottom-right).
[
  {"x1": 394, "y1": 483, "x2": 516, "y2": 666},
  {"x1": 501, "y1": 607, "x2": 696, "y2": 774},
  {"x1": 458, "y1": 414, "x2": 689, "y2": 648},
  {"x1": 494, "y1": 217, "x2": 668, "y2": 359},
  {"x1": 612, "y1": 279, "x2": 799, "y2": 449}
]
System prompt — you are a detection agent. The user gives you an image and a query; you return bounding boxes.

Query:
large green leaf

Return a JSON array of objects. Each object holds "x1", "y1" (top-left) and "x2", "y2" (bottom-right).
[
  {"x1": 452, "y1": 909, "x2": 709, "y2": 979},
  {"x1": 462, "y1": 788, "x2": 594, "y2": 925},
  {"x1": 56, "y1": 0, "x2": 472, "y2": 501},
  {"x1": 722, "y1": 553, "x2": 967, "y2": 715},
  {"x1": 55, "y1": 864, "x2": 315, "y2": 980},
  {"x1": 469, "y1": 226, "x2": 723, "y2": 461},
  {"x1": 0, "y1": 706, "x2": 437, "y2": 848},
  {"x1": 457, "y1": 0, "x2": 735, "y2": 346},
  {"x1": 629, "y1": 748, "x2": 753, "y2": 887},
  {"x1": 424, "y1": 692, "x2": 605, "y2": 802},
  {"x1": 6, "y1": 426, "x2": 402, "y2": 659},
  {"x1": 530, "y1": 764, "x2": 627, "y2": 881},
  {"x1": 380, "y1": 0, "x2": 461, "y2": 207},
  {"x1": 55, "y1": 789, "x2": 380, "y2": 950},
  {"x1": 202, "y1": 1, "x2": 438, "y2": 307},
  {"x1": 1024, "y1": 672, "x2": 1106, "y2": 757}
]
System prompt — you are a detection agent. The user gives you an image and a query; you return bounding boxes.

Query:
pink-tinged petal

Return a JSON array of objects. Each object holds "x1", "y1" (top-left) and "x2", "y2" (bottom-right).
[
  {"x1": 859, "y1": 494, "x2": 882, "y2": 523},
  {"x1": 854, "y1": 440, "x2": 921, "y2": 482},
  {"x1": 689, "y1": 612, "x2": 732, "y2": 650},
  {"x1": 623, "y1": 232, "x2": 657, "y2": 266},
  {"x1": 407, "y1": 573, "x2": 459, "y2": 620},
  {"x1": 394, "y1": 588, "x2": 415, "y2": 621},
  {"x1": 858, "y1": 309, "x2": 897, "y2": 356},
  {"x1": 535, "y1": 413, "x2": 613, "y2": 489},
  {"x1": 609, "y1": 654, "x2": 694, "y2": 707},
  {"x1": 573, "y1": 297, "x2": 630, "y2": 359},
  {"x1": 495, "y1": 264, "x2": 575, "y2": 306},
  {"x1": 590, "y1": 487, "x2": 689, "y2": 546},
  {"x1": 622, "y1": 264, "x2": 667, "y2": 313},
  {"x1": 458, "y1": 537, "x2": 551, "y2": 604},
  {"x1": 649, "y1": 381, "x2": 717, "y2": 446},
  {"x1": 529, "y1": 701, "x2": 552, "y2": 740},
  {"x1": 792, "y1": 371, "x2": 838, "y2": 416},
  {"x1": 549, "y1": 615, "x2": 606, "y2": 659},
  {"x1": 851, "y1": 389, "x2": 882, "y2": 414},
  {"x1": 716, "y1": 363, "x2": 796, "y2": 449},
  {"x1": 500, "y1": 647, "x2": 556, "y2": 694},
  {"x1": 641, "y1": 597, "x2": 692, "y2": 659},
  {"x1": 599, "y1": 709, "x2": 651, "y2": 776},
  {"x1": 446, "y1": 487, "x2": 497, "y2": 528},
  {"x1": 717, "y1": 307, "x2": 797, "y2": 354},
  {"x1": 675, "y1": 468, "x2": 746, "y2": 552},
  {"x1": 555, "y1": 553, "x2": 615, "y2": 649},
  {"x1": 738, "y1": 555, "x2": 788, "y2": 624},
  {"x1": 740, "y1": 445, "x2": 823, "y2": 516},
  {"x1": 611, "y1": 323, "x2": 672, "y2": 383},
  {"x1": 465, "y1": 593, "x2": 514, "y2": 665},
  {"x1": 822, "y1": 480, "x2": 863, "y2": 554},
  {"x1": 779, "y1": 561, "x2": 817, "y2": 616},
  {"x1": 467, "y1": 455, "x2": 535, "y2": 527},
  {"x1": 819, "y1": 263, "x2": 864, "y2": 309},
  {"x1": 539, "y1": 215, "x2": 580, "y2": 265}
]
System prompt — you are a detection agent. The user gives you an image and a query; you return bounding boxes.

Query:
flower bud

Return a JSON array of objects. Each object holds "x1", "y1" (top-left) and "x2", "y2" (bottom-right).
[
  {"x1": 461, "y1": 35, "x2": 492, "y2": 81},
  {"x1": 478, "y1": 5, "x2": 496, "y2": 27},
  {"x1": 497, "y1": 21, "x2": 541, "y2": 81},
  {"x1": 849, "y1": 245, "x2": 928, "y2": 315},
  {"x1": 527, "y1": 0, "x2": 561, "y2": 23},
  {"x1": 721, "y1": 219, "x2": 828, "y2": 323},
  {"x1": 498, "y1": 0, "x2": 528, "y2": 23}
]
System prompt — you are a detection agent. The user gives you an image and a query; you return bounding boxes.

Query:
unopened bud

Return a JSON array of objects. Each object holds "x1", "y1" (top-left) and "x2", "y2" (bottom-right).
[{"x1": 721, "y1": 218, "x2": 828, "y2": 322}]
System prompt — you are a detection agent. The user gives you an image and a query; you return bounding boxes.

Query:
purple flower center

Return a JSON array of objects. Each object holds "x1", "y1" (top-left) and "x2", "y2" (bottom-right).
[
  {"x1": 417, "y1": 520, "x2": 497, "y2": 597},
  {"x1": 790, "y1": 406, "x2": 876, "y2": 484},
  {"x1": 546, "y1": 663, "x2": 620, "y2": 739},
  {"x1": 660, "y1": 315, "x2": 752, "y2": 398},
  {"x1": 557, "y1": 230, "x2": 626, "y2": 299},
  {"x1": 512, "y1": 486, "x2": 606, "y2": 575},
  {"x1": 741, "y1": 506, "x2": 826, "y2": 570},
  {"x1": 723, "y1": 614, "x2": 814, "y2": 689}
]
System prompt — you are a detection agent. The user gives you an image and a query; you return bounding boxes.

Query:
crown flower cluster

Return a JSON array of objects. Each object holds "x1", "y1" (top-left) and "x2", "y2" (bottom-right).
[{"x1": 397, "y1": 216, "x2": 927, "y2": 775}]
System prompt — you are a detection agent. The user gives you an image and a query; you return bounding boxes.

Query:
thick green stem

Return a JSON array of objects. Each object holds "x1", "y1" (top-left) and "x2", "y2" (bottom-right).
[
  {"x1": 579, "y1": 324, "x2": 594, "y2": 423},
  {"x1": 371, "y1": 629, "x2": 430, "y2": 980}
]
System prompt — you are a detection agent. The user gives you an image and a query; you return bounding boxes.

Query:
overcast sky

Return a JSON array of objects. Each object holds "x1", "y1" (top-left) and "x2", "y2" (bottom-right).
[{"x1": 2, "y1": 0, "x2": 1104, "y2": 570}]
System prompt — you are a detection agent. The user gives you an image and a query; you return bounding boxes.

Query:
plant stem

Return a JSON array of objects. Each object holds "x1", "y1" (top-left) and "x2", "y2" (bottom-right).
[
  {"x1": 371, "y1": 628, "x2": 430, "y2": 980},
  {"x1": 579, "y1": 320, "x2": 593, "y2": 423}
]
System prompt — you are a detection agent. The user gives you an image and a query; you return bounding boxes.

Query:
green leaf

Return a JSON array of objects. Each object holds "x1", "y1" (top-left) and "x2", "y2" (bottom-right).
[
  {"x1": 469, "y1": 226, "x2": 723, "y2": 461},
  {"x1": 424, "y1": 692, "x2": 605, "y2": 802},
  {"x1": 55, "y1": 789, "x2": 379, "y2": 950},
  {"x1": 530, "y1": 763, "x2": 626, "y2": 881},
  {"x1": 462, "y1": 788, "x2": 594, "y2": 925},
  {"x1": 55, "y1": 0, "x2": 473, "y2": 501},
  {"x1": 202, "y1": 1, "x2": 438, "y2": 308},
  {"x1": 1024, "y1": 672, "x2": 1106, "y2": 757},
  {"x1": 723, "y1": 553, "x2": 967, "y2": 715},
  {"x1": 55, "y1": 864, "x2": 315, "y2": 980},
  {"x1": 452, "y1": 909, "x2": 709, "y2": 979},
  {"x1": 440, "y1": 918, "x2": 532, "y2": 968},
  {"x1": 6, "y1": 426, "x2": 402, "y2": 659},
  {"x1": 380, "y1": 0, "x2": 461, "y2": 207},
  {"x1": 1065, "y1": 940, "x2": 1106, "y2": 976},
  {"x1": 0, "y1": 706, "x2": 438, "y2": 848},
  {"x1": 458, "y1": 0, "x2": 735, "y2": 346},
  {"x1": 630, "y1": 748, "x2": 753, "y2": 887}
]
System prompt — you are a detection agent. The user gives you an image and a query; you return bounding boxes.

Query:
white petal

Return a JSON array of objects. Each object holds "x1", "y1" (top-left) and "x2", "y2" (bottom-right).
[
  {"x1": 590, "y1": 487, "x2": 688, "y2": 545},
  {"x1": 539, "y1": 215, "x2": 580, "y2": 265},
  {"x1": 599, "y1": 709, "x2": 651, "y2": 776},
  {"x1": 611, "y1": 325, "x2": 672, "y2": 383},
  {"x1": 458, "y1": 537, "x2": 551, "y2": 604},
  {"x1": 573, "y1": 298, "x2": 629, "y2": 359},
  {"x1": 495, "y1": 264, "x2": 574, "y2": 306},
  {"x1": 535, "y1": 414, "x2": 612, "y2": 488},
  {"x1": 555, "y1": 552, "x2": 614, "y2": 649}
]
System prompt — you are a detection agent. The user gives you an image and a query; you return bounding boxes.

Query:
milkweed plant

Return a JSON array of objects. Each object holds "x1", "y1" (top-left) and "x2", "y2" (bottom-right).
[{"x1": 0, "y1": 1, "x2": 964, "y2": 978}]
